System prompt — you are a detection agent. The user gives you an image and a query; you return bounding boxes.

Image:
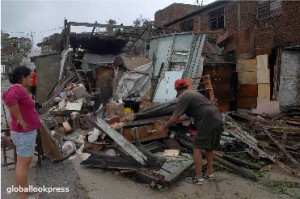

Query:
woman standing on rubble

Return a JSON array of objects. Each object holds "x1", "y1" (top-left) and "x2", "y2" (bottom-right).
[{"x1": 2, "y1": 66, "x2": 41, "y2": 199}]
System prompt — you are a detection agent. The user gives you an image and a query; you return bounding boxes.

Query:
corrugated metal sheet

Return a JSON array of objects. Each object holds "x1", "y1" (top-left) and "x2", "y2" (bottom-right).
[
  {"x1": 149, "y1": 33, "x2": 206, "y2": 100},
  {"x1": 153, "y1": 71, "x2": 184, "y2": 103},
  {"x1": 149, "y1": 33, "x2": 194, "y2": 77},
  {"x1": 279, "y1": 50, "x2": 300, "y2": 107},
  {"x1": 183, "y1": 34, "x2": 206, "y2": 86}
]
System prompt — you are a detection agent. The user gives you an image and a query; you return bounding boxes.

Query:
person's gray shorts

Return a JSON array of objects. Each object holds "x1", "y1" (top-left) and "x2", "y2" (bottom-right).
[{"x1": 11, "y1": 130, "x2": 37, "y2": 157}]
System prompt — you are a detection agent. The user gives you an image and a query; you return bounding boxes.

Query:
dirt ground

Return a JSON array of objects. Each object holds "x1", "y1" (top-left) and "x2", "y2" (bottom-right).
[
  {"x1": 72, "y1": 155, "x2": 300, "y2": 199},
  {"x1": 1, "y1": 149, "x2": 300, "y2": 199}
]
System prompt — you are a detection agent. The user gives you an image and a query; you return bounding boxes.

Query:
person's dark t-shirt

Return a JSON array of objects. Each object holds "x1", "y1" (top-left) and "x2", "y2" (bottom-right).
[{"x1": 173, "y1": 90, "x2": 223, "y2": 135}]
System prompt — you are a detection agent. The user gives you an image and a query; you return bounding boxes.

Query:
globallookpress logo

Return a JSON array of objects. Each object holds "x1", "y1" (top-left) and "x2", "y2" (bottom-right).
[{"x1": 7, "y1": 185, "x2": 70, "y2": 194}]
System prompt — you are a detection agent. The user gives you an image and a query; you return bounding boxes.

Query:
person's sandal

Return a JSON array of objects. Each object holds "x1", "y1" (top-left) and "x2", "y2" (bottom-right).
[
  {"x1": 203, "y1": 173, "x2": 215, "y2": 180},
  {"x1": 185, "y1": 176, "x2": 204, "y2": 185}
]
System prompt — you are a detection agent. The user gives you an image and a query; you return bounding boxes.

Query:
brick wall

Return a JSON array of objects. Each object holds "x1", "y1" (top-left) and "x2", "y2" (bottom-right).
[
  {"x1": 164, "y1": 1, "x2": 300, "y2": 48},
  {"x1": 154, "y1": 3, "x2": 199, "y2": 27}
]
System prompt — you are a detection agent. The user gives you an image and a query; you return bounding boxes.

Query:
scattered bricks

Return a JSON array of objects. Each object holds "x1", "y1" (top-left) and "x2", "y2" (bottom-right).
[{"x1": 105, "y1": 116, "x2": 121, "y2": 125}]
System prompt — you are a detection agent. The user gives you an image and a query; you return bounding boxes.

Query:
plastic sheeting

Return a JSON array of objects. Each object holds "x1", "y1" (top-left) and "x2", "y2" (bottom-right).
[{"x1": 116, "y1": 62, "x2": 152, "y2": 99}]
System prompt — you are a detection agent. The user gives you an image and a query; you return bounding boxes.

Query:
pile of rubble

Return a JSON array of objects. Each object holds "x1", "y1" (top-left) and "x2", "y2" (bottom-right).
[{"x1": 37, "y1": 61, "x2": 299, "y2": 186}]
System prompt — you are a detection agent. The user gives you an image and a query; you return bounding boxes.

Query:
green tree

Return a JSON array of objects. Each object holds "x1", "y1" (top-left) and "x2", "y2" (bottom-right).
[{"x1": 107, "y1": 19, "x2": 117, "y2": 25}]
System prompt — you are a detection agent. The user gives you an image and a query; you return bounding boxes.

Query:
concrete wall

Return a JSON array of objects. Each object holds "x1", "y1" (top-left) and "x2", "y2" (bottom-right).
[
  {"x1": 35, "y1": 53, "x2": 61, "y2": 105},
  {"x1": 279, "y1": 50, "x2": 300, "y2": 108}
]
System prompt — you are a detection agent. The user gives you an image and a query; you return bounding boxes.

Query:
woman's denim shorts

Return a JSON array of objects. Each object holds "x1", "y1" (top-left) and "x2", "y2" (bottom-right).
[{"x1": 11, "y1": 130, "x2": 37, "y2": 157}]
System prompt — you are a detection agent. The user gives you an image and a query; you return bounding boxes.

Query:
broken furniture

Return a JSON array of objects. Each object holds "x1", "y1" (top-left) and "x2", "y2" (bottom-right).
[{"x1": 1, "y1": 129, "x2": 16, "y2": 167}]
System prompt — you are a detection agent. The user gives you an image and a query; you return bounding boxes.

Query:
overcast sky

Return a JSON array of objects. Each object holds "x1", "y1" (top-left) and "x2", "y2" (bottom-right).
[{"x1": 1, "y1": 0, "x2": 215, "y2": 45}]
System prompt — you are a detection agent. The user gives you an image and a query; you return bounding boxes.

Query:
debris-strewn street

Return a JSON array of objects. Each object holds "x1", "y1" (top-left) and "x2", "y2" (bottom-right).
[{"x1": 2, "y1": 154, "x2": 300, "y2": 199}]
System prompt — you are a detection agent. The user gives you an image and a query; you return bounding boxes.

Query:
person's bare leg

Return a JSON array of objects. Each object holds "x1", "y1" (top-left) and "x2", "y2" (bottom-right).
[
  {"x1": 15, "y1": 156, "x2": 32, "y2": 199},
  {"x1": 194, "y1": 148, "x2": 203, "y2": 180},
  {"x1": 206, "y1": 149, "x2": 214, "y2": 175}
]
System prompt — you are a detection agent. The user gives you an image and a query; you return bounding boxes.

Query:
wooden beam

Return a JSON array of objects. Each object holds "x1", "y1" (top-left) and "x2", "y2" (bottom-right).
[
  {"x1": 156, "y1": 153, "x2": 194, "y2": 184},
  {"x1": 40, "y1": 121, "x2": 62, "y2": 161},
  {"x1": 81, "y1": 154, "x2": 149, "y2": 170},
  {"x1": 214, "y1": 154, "x2": 258, "y2": 181},
  {"x1": 215, "y1": 152, "x2": 261, "y2": 170},
  {"x1": 125, "y1": 29, "x2": 146, "y2": 52},
  {"x1": 89, "y1": 21, "x2": 97, "y2": 40},
  {"x1": 89, "y1": 117, "x2": 148, "y2": 165},
  {"x1": 263, "y1": 128, "x2": 300, "y2": 169},
  {"x1": 68, "y1": 22, "x2": 145, "y2": 30}
]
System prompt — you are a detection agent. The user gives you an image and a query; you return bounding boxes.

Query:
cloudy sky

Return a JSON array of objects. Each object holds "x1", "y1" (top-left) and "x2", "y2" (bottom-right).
[{"x1": 1, "y1": 0, "x2": 215, "y2": 45}]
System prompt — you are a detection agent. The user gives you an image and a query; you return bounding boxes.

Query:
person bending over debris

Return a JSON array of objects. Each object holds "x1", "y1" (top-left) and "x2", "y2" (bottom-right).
[
  {"x1": 159, "y1": 79, "x2": 223, "y2": 185},
  {"x1": 2, "y1": 66, "x2": 41, "y2": 199}
]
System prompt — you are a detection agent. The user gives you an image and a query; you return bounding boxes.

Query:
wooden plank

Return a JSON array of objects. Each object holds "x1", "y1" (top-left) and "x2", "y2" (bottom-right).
[
  {"x1": 156, "y1": 153, "x2": 194, "y2": 183},
  {"x1": 257, "y1": 70, "x2": 270, "y2": 83},
  {"x1": 40, "y1": 122, "x2": 62, "y2": 161},
  {"x1": 268, "y1": 126, "x2": 300, "y2": 135},
  {"x1": 224, "y1": 114, "x2": 299, "y2": 176},
  {"x1": 122, "y1": 121, "x2": 168, "y2": 143},
  {"x1": 257, "y1": 54, "x2": 268, "y2": 70},
  {"x1": 89, "y1": 117, "x2": 148, "y2": 165},
  {"x1": 237, "y1": 97, "x2": 257, "y2": 109},
  {"x1": 258, "y1": 83, "x2": 270, "y2": 98},
  {"x1": 238, "y1": 72, "x2": 257, "y2": 84},
  {"x1": 216, "y1": 152, "x2": 261, "y2": 170},
  {"x1": 81, "y1": 154, "x2": 153, "y2": 170},
  {"x1": 89, "y1": 21, "x2": 97, "y2": 40},
  {"x1": 263, "y1": 128, "x2": 300, "y2": 169},
  {"x1": 236, "y1": 59, "x2": 257, "y2": 72},
  {"x1": 237, "y1": 84, "x2": 258, "y2": 97},
  {"x1": 214, "y1": 154, "x2": 257, "y2": 181},
  {"x1": 68, "y1": 22, "x2": 145, "y2": 30},
  {"x1": 124, "y1": 116, "x2": 170, "y2": 127}
]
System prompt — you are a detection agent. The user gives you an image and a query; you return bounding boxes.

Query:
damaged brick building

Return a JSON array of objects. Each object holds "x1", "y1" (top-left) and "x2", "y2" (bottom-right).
[{"x1": 155, "y1": 0, "x2": 300, "y2": 114}]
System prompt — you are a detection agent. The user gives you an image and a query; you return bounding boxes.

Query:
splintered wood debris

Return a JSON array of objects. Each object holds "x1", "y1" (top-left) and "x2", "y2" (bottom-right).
[{"x1": 37, "y1": 54, "x2": 299, "y2": 186}]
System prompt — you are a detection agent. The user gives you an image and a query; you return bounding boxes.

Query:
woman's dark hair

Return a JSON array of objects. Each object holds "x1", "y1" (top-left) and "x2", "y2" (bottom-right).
[{"x1": 8, "y1": 66, "x2": 32, "y2": 84}]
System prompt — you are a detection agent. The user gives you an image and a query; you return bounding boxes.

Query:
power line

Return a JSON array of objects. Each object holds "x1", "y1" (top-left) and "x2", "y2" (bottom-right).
[{"x1": 5, "y1": 27, "x2": 64, "y2": 36}]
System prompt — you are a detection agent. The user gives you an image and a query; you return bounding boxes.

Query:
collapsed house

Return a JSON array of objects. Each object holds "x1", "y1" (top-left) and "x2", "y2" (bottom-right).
[{"x1": 31, "y1": 11, "x2": 299, "y2": 187}]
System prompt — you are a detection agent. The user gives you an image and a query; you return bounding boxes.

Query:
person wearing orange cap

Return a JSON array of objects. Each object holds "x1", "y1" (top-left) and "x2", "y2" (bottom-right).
[{"x1": 159, "y1": 78, "x2": 223, "y2": 185}]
